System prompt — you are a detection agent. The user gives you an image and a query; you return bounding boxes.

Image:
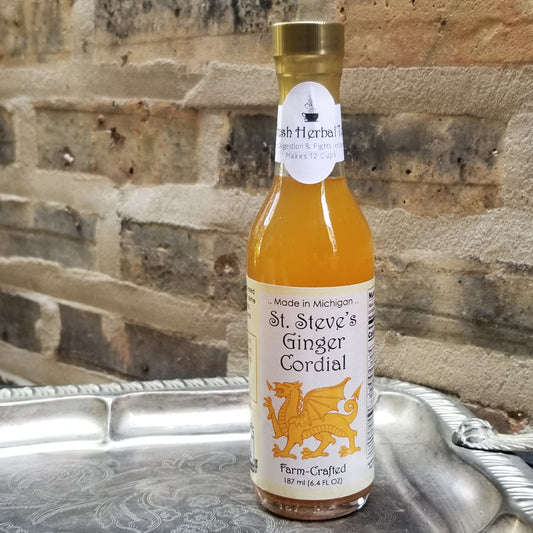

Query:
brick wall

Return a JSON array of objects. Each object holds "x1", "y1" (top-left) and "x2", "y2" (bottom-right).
[{"x1": 0, "y1": 0, "x2": 532, "y2": 416}]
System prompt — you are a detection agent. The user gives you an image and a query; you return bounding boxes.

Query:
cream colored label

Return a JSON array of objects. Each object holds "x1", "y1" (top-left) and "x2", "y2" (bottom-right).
[
  {"x1": 274, "y1": 81, "x2": 344, "y2": 184},
  {"x1": 247, "y1": 278, "x2": 375, "y2": 500}
]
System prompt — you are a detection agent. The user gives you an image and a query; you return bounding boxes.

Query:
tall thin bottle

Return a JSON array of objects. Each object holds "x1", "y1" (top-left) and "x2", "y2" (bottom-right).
[{"x1": 247, "y1": 22, "x2": 375, "y2": 520}]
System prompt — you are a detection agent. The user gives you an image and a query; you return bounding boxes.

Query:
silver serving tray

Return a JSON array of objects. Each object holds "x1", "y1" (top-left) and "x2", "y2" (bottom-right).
[{"x1": 0, "y1": 377, "x2": 531, "y2": 533}]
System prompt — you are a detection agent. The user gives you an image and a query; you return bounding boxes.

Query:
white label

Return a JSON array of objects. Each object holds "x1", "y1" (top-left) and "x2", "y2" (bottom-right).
[
  {"x1": 247, "y1": 278, "x2": 375, "y2": 500},
  {"x1": 274, "y1": 82, "x2": 344, "y2": 184}
]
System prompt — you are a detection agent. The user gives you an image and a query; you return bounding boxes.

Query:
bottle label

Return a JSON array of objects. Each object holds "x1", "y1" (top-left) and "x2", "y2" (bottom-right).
[
  {"x1": 274, "y1": 81, "x2": 344, "y2": 184},
  {"x1": 247, "y1": 278, "x2": 375, "y2": 500}
]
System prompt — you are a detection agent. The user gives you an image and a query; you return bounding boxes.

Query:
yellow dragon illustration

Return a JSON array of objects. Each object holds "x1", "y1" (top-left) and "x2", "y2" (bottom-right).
[{"x1": 263, "y1": 377, "x2": 362, "y2": 459}]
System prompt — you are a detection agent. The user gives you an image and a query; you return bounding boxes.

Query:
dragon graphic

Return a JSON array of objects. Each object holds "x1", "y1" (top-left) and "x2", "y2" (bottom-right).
[{"x1": 263, "y1": 377, "x2": 362, "y2": 460}]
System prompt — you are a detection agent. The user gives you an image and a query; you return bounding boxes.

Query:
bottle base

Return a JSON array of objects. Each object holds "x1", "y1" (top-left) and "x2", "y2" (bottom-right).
[{"x1": 254, "y1": 484, "x2": 371, "y2": 521}]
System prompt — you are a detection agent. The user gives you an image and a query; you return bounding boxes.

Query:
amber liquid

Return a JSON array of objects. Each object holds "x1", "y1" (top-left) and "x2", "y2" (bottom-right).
[
  {"x1": 247, "y1": 168, "x2": 374, "y2": 520},
  {"x1": 248, "y1": 171, "x2": 374, "y2": 286}
]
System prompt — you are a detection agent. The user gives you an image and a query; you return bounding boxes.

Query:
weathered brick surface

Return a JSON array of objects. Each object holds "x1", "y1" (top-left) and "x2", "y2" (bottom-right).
[
  {"x1": 0, "y1": 0, "x2": 532, "y2": 416},
  {"x1": 120, "y1": 218, "x2": 247, "y2": 308},
  {"x1": 219, "y1": 114, "x2": 276, "y2": 189},
  {"x1": 213, "y1": 234, "x2": 247, "y2": 310},
  {"x1": 125, "y1": 323, "x2": 227, "y2": 380},
  {"x1": 95, "y1": 0, "x2": 296, "y2": 42},
  {"x1": 58, "y1": 305, "x2": 116, "y2": 371},
  {"x1": 58, "y1": 304, "x2": 227, "y2": 379},
  {"x1": 344, "y1": 114, "x2": 504, "y2": 215},
  {"x1": 0, "y1": 0, "x2": 73, "y2": 67},
  {"x1": 218, "y1": 112, "x2": 505, "y2": 215},
  {"x1": 342, "y1": 0, "x2": 533, "y2": 67},
  {"x1": 377, "y1": 253, "x2": 533, "y2": 356},
  {"x1": 36, "y1": 103, "x2": 199, "y2": 185},
  {"x1": 502, "y1": 111, "x2": 533, "y2": 210},
  {"x1": 0, "y1": 197, "x2": 97, "y2": 268},
  {"x1": 120, "y1": 220, "x2": 212, "y2": 296},
  {"x1": 0, "y1": 108, "x2": 15, "y2": 166},
  {"x1": 0, "y1": 291, "x2": 41, "y2": 352}
]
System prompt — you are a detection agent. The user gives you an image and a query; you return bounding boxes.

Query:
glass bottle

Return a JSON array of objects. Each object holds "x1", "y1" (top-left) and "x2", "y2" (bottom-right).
[{"x1": 247, "y1": 21, "x2": 375, "y2": 520}]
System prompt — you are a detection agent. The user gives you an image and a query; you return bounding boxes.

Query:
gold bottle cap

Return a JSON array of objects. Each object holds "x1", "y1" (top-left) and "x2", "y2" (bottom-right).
[{"x1": 272, "y1": 21, "x2": 344, "y2": 57}]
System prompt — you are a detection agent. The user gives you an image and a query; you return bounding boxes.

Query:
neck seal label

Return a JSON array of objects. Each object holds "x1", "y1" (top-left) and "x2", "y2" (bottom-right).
[{"x1": 275, "y1": 82, "x2": 345, "y2": 184}]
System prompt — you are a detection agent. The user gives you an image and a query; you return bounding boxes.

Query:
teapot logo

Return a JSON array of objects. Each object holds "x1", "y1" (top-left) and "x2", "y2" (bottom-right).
[{"x1": 302, "y1": 95, "x2": 319, "y2": 122}]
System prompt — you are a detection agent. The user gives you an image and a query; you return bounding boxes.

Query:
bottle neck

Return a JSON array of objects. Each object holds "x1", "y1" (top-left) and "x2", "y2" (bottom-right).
[
  {"x1": 275, "y1": 54, "x2": 343, "y2": 103},
  {"x1": 275, "y1": 54, "x2": 346, "y2": 182},
  {"x1": 275, "y1": 161, "x2": 346, "y2": 181}
]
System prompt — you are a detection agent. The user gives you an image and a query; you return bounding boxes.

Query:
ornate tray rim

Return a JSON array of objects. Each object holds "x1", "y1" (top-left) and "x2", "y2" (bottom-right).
[{"x1": 0, "y1": 375, "x2": 532, "y2": 526}]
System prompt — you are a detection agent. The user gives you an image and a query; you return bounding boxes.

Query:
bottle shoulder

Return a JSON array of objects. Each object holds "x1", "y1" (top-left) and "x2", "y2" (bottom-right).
[
  {"x1": 247, "y1": 176, "x2": 374, "y2": 286},
  {"x1": 249, "y1": 176, "x2": 371, "y2": 240}
]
